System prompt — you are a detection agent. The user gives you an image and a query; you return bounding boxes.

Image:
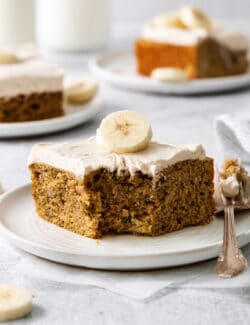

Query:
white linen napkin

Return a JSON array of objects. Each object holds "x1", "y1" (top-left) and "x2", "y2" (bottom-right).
[
  {"x1": 215, "y1": 113, "x2": 250, "y2": 166},
  {"x1": 1, "y1": 236, "x2": 250, "y2": 301}
]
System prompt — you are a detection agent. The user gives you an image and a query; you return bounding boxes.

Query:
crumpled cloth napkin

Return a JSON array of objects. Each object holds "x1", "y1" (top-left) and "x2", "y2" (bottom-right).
[
  {"x1": 215, "y1": 113, "x2": 250, "y2": 166},
  {"x1": 1, "y1": 236, "x2": 250, "y2": 301}
]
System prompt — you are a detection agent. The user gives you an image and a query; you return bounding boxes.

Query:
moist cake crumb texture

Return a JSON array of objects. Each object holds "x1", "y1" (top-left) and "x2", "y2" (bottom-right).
[{"x1": 0, "y1": 92, "x2": 63, "y2": 122}]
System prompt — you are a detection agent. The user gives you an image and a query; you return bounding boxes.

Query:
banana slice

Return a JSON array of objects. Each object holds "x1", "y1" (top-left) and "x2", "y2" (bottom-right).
[
  {"x1": 0, "y1": 51, "x2": 20, "y2": 64},
  {"x1": 0, "y1": 285, "x2": 32, "y2": 322},
  {"x1": 151, "y1": 67, "x2": 188, "y2": 83},
  {"x1": 153, "y1": 12, "x2": 186, "y2": 29},
  {"x1": 179, "y1": 6, "x2": 212, "y2": 30},
  {"x1": 96, "y1": 110, "x2": 152, "y2": 153},
  {"x1": 65, "y1": 78, "x2": 98, "y2": 105}
]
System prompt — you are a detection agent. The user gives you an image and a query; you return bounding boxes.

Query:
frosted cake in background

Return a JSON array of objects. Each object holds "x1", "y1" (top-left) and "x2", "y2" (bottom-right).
[
  {"x1": 135, "y1": 5, "x2": 249, "y2": 80},
  {"x1": 0, "y1": 48, "x2": 63, "y2": 122}
]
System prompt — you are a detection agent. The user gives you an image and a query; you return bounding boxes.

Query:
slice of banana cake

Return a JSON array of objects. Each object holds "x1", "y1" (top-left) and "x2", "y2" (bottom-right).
[
  {"x1": 28, "y1": 110, "x2": 215, "y2": 239},
  {"x1": 0, "y1": 54, "x2": 64, "y2": 122}
]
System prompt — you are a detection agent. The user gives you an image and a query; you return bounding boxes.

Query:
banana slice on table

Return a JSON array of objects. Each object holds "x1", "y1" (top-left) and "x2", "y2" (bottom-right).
[
  {"x1": 0, "y1": 285, "x2": 33, "y2": 322},
  {"x1": 65, "y1": 78, "x2": 98, "y2": 105},
  {"x1": 0, "y1": 51, "x2": 20, "y2": 64},
  {"x1": 153, "y1": 12, "x2": 186, "y2": 29},
  {"x1": 96, "y1": 110, "x2": 152, "y2": 153},
  {"x1": 151, "y1": 67, "x2": 188, "y2": 83},
  {"x1": 179, "y1": 6, "x2": 212, "y2": 30}
]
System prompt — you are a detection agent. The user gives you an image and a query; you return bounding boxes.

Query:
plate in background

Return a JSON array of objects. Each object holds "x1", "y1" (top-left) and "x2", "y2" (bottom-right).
[
  {"x1": 0, "y1": 96, "x2": 101, "y2": 138},
  {"x1": 90, "y1": 50, "x2": 250, "y2": 95},
  {"x1": 0, "y1": 184, "x2": 250, "y2": 270}
]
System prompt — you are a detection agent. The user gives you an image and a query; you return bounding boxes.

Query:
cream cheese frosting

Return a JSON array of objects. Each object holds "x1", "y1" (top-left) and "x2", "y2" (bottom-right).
[
  {"x1": 214, "y1": 158, "x2": 250, "y2": 211},
  {"x1": 221, "y1": 174, "x2": 240, "y2": 197},
  {"x1": 0, "y1": 58, "x2": 63, "y2": 98},
  {"x1": 28, "y1": 137, "x2": 206, "y2": 178},
  {"x1": 143, "y1": 24, "x2": 206, "y2": 46},
  {"x1": 142, "y1": 22, "x2": 249, "y2": 52}
]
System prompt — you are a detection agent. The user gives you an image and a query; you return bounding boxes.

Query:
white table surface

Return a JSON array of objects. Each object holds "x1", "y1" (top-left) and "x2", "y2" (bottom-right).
[{"x1": 1, "y1": 22, "x2": 250, "y2": 325}]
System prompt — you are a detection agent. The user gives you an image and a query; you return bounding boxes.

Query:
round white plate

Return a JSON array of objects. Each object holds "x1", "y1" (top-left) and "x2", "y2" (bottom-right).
[
  {"x1": 90, "y1": 50, "x2": 250, "y2": 95},
  {"x1": 0, "y1": 97, "x2": 101, "y2": 138},
  {"x1": 0, "y1": 184, "x2": 250, "y2": 271}
]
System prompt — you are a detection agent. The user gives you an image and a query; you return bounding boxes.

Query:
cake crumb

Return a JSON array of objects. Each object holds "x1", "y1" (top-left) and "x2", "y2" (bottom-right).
[{"x1": 29, "y1": 158, "x2": 214, "y2": 239}]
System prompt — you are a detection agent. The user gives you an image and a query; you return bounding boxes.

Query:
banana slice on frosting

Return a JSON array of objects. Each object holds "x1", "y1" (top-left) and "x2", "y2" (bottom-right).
[
  {"x1": 65, "y1": 78, "x2": 98, "y2": 105},
  {"x1": 0, "y1": 51, "x2": 20, "y2": 64},
  {"x1": 96, "y1": 110, "x2": 152, "y2": 153},
  {"x1": 151, "y1": 67, "x2": 188, "y2": 83},
  {"x1": 0, "y1": 285, "x2": 33, "y2": 322},
  {"x1": 179, "y1": 6, "x2": 212, "y2": 30}
]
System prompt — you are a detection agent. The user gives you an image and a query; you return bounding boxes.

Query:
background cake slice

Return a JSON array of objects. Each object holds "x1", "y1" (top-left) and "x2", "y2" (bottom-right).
[
  {"x1": 135, "y1": 6, "x2": 249, "y2": 79},
  {"x1": 28, "y1": 111, "x2": 215, "y2": 239},
  {"x1": 0, "y1": 55, "x2": 64, "y2": 122}
]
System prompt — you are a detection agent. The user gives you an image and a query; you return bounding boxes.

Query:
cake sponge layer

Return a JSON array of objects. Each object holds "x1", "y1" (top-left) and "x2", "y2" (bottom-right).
[
  {"x1": 0, "y1": 91, "x2": 63, "y2": 122},
  {"x1": 29, "y1": 158, "x2": 214, "y2": 239},
  {"x1": 135, "y1": 38, "x2": 248, "y2": 78}
]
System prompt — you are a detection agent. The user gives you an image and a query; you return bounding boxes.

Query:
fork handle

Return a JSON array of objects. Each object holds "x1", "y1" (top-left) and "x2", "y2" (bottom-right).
[{"x1": 223, "y1": 205, "x2": 239, "y2": 258}]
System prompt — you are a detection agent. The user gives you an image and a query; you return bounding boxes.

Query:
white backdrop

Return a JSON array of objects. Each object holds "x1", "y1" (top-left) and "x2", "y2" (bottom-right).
[{"x1": 113, "y1": 0, "x2": 250, "y2": 23}]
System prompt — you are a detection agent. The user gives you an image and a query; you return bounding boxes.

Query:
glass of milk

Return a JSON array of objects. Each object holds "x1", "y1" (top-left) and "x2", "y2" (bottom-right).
[
  {"x1": 35, "y1": 0, "x2": 111, "y2": 52},
  {"x1": 0, "y1": 0, "x2": 34, "y2": 47}
]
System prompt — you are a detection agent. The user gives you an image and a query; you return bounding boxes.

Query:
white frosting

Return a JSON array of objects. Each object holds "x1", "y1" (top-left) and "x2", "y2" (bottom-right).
[
  {"x1": 214, "y1": 164, "x2": 250, "y2": 211},
  {"x1": 221, "y1": 174, "x2": 240, "y2": 197},
  {"x1": 142, "y1": 22, "x2": 249, "y2": 51},
  {"x1": 143, "y1": 24, "x2": 206, "y2": 46},
  {"x1": 0, "y1": 58, "x2": 63, "y2": 97},
  {"x1": 28, "y1": 138, "x2": 206, "y2": 178}
]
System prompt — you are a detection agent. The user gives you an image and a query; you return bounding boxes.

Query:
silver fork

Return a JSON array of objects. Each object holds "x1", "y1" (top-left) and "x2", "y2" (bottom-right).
[{"x1": 216, "y1": 180, "x2": 248, "y2": 278}]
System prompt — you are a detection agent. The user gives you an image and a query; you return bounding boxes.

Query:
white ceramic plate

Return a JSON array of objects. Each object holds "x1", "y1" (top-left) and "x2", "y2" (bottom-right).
[
  {"x1": 90, "y1": 50, "x2": 250, "y2": 95},
  {"x1": 0, "y1": 185, "x2": 250, "y2": 270},
  {"x1": 1, "y1": 184, "x2": 250, "y2": 270},
  {"x1": 0, "y1": 97, "x2": 101, "y2": 138}
]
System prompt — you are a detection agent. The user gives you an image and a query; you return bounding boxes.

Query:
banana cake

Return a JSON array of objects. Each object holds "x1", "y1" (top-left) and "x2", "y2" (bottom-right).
[
  {"x1": 0, "y1": 51, "x2": 64, "y2": 122},
  {"x1": 135, "y1": 6, "x2": 249, "y2": 79},
  {"x1": 28, "y1": 110, "x2": 215, "y2": 239}
]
